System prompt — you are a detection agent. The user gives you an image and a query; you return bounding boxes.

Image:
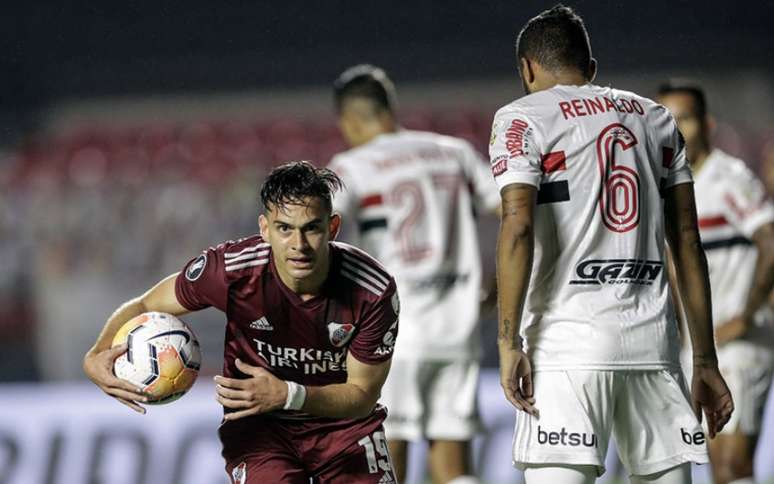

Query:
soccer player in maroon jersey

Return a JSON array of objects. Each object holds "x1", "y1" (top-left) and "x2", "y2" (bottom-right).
[{"x1": 83, "y1": 161, "x2": 400, "y2": 484}]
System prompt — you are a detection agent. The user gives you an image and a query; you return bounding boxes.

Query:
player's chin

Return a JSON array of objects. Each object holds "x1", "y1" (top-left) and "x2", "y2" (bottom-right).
[{"x1": 286, "y1": 259, "x2": 316, "y2": 277}]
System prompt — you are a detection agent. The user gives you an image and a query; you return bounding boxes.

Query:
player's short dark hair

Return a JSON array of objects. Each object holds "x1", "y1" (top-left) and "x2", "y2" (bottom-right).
[
  {"x1": 657, "y1": 81, "x2": 708, "y2": 118},
  {"x1": 260, "y1": 161, "x2": 343, "y2": 214},
  {"x1": 516, "y1": 4, "x2": 593, "y2": 77},
  {"x1": 333, "y1": 64, "x2": 397, "y2": 114}
]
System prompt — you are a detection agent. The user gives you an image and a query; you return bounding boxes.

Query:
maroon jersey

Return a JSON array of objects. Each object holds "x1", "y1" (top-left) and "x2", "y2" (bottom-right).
[{"x1": 175, "y1": 234, "x2": 399, "y2": 408}]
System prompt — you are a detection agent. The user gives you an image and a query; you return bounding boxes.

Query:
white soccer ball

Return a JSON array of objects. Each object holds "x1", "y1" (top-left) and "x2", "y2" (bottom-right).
[{"x1": 112, "y1": 312, "x2": 201, "y2": 404}]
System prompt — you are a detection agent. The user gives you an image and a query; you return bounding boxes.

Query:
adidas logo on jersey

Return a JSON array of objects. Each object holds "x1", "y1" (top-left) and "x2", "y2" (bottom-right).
[
  {"x1": 569, "y1": 258, "x2": 662, "y2": 286},
  {"x1": 249, "y1": 317, "x2": 273, "y2": 331}
]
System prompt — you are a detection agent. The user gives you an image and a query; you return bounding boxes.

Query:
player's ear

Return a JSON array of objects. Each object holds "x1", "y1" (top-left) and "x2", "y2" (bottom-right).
[
  {"x1": 258, "y1": 213, "x2": 270, "y2": 241},
  {"x1": 329, "y1": 213, "x2": 342, "y2": 240},
  {"x1": 705, "y1": 114, "x2": 716, "y2": 135},
  {"x1": 519, "y1": 57, "x2": 534, "y2": 84},
  {"x1": 588, "y1": 58, "x2": 598, "y2": 83}
]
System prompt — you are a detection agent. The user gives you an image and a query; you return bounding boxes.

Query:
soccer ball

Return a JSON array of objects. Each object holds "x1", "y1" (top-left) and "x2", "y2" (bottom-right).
[{"x1": 112, "y1": 312, "x2": 201, "y2": 405}]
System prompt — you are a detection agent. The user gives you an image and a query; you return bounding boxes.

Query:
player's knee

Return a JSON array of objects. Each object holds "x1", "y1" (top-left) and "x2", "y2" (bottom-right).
[
  {"x1": 713, "y1": 446, "x2": 753, "y2": 480},
  {"x1": 713, "y1": 460, "x2": 753, "y2": 484},
  {"x1": 727, "y1": 458, "x2": 754, "y2": 480}
]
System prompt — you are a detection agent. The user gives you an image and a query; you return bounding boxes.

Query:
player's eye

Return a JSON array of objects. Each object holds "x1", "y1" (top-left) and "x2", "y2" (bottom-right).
[{"x1": 277, "y1": 224, "x2": 291, "y2": 233}]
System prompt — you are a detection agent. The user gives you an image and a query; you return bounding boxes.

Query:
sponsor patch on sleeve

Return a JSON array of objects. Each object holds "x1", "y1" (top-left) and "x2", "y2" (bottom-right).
[
  {"x1": 185, "y1": 254, "x2": 207, "y2": 282},
  {"x1": 391, "y1": 291, "x2": 400, "y2": 316},
  {"x1": 505, "y1": 118, "x2": 533, "y2": 158},
  {"x1": 491, "y1": 155, "x2": 508, "y2": 177}
]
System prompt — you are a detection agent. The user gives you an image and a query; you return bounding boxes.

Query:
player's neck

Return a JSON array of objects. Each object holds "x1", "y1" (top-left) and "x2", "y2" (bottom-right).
[
  {"x1": 357, "y1": 126, "x2": 397, "y2": 147},
  {"x1": 689, "y1": 144, "x2": 712, "y2": 174},
  {"x1": 542, "y1": 71, "x2": 589, "y2": 91}
]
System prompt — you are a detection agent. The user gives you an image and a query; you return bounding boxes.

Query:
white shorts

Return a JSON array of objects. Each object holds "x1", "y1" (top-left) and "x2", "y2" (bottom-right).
[
  {"x1": 380, "y1": 359, "x2": 480, "y2": 441},
  {"x1": 682, "y1": 341, "x2": 774, "y2": 436},
  {"x1": 512, "y1": 369, "x2": 708, "y2": 477}
]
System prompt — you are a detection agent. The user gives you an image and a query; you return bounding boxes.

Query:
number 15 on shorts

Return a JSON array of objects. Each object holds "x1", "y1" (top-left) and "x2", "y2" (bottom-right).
[{"x1": 358, "y1": 431, "x2": 392, "y2": 474}]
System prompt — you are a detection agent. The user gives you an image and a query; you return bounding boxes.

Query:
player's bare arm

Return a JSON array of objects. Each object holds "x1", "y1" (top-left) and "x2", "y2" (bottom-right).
[
  {"x1": 83, "y1": 273, "x2": 190, "y2": 414},
  {"x1": 715, "y1": 222, "x2": 774, "y2": 345},
  {"x1": 496, "y1": 183, "x2": 537, "y2": 416},
  {"x1": 665, "y1": 246, "x2": 687, "y2": 345},
  {"x1": 664, "y1": 182, "x2": 733, "y2": 437},
  {"x1": 216, "y1": 352, "x2": 391, "y2": 421}
]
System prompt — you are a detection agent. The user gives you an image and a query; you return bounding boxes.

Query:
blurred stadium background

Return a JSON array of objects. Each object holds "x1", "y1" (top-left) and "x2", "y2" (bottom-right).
[{"x1": 1, "y1": 2, "x2": 773, "y2": 483}]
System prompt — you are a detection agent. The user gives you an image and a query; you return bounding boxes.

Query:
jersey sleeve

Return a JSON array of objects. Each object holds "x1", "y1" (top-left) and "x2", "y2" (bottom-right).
[
  {"x1": 348, "y1": 282, "x2": 400, "y2": 365},
  {"x1": 488, "y1": 107, "x2": 543, "y2": 190},
  {"x1": 461, "y1": 141, "x2": 501, "y2": 212},
  {"x1": 174, "y1": 246, "x2": 229, "y2": 311},
  {"x1": 720, "y1": 166, "x2": 774, "y2": 239},
  {"x1": 661, "y1": 112, "x2": 693, "y2": 189}
]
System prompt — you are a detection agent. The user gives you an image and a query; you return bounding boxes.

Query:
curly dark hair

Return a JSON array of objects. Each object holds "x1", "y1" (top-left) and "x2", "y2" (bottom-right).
[
  {"x1": 260, "y1": 161, "x2": 343, "y2": 214},
  {"x1": 517, "y1": 4, "x2": 593, "y2": 78}
]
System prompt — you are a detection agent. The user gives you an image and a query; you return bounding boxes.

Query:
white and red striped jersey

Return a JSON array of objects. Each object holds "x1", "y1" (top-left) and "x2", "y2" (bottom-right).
[
  {"x1": 490, "y1": 84, "x2": 692, "y2": 370},
  {"x1": 694, "y1": 149, "x2": 774, "y2": 341},
  {"x1": 329, "y1": 130, "x2": 500, "y2": 360}
]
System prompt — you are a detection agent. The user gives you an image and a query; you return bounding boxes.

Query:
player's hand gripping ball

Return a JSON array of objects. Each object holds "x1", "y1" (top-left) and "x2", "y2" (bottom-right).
[{"x1": 112, "y1": 312, "x2": 201, "y2": 404}]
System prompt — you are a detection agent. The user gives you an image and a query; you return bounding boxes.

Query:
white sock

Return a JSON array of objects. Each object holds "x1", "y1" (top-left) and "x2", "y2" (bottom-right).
[{"x1": 523, "y1": 464, "x2": 597, "y2": 484}]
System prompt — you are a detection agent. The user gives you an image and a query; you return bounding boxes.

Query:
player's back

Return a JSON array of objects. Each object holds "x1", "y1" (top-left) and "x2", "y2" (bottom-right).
[
  {"x1": 490, "y1": 84, "x2": 692, "y2": 369},
  {"x1": 330, "y1": 130, "x2": 499, "y2": 359}
]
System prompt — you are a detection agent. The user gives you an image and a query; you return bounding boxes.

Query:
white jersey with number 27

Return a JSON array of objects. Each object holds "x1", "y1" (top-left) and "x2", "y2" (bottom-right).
[
  {"x1": 329, "y1": 130, "x2": 500, "y2": 361},
  {"x1": 490, "y1": 84, "x2": 692, "y2": 370}
]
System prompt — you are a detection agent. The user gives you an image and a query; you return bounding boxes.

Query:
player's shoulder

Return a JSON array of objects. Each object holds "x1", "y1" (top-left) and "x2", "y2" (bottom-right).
[
  {"x1": 331, "y1": 241, "x2": 395, "y2": 301},
  {"x1": 494, "y1": 89, "x2": 557, "y2": 122},
  {"x1": 708, "y1": 149, "x2": 760, "y2": 185},
  {"x1": 402, "y1": 129, "x2": 477, "y2": 156},
  {"x1": 211, "y1": 234, "x2": 272, "y2": 279}
]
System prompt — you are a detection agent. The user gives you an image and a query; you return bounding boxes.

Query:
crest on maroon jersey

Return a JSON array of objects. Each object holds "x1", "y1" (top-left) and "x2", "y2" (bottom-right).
[
  {"x1": 231, "y1": 462, "x2": 246, "y2": 484},
  {"x1": 327, "y1": 322, "x2": 355, "y2": 348}
]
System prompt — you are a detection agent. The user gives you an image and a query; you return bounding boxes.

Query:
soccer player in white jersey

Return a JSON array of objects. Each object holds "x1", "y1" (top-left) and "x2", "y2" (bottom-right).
[
  {"x1": 490, "y1": 6, "x2": 734, "y2": 484},
  {"x1": 658, "y1": 82, "x2": 774, "y2": 484},
  {"x1": 328, "y1": 64, "x2": 501, "y2": 484}
]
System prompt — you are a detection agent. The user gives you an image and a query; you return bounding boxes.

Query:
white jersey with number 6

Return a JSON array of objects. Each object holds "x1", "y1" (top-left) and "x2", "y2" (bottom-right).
[
  {"x1": 490, "y1": 84, "x2": 692, "y2": 370},
  {"x1": 329, "y1": 130, "x2": 500, "y2": 360}
]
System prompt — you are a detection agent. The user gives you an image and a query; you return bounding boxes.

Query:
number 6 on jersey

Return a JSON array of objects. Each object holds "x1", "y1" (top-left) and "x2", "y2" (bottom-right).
[{"x1": 597, "y1": 123, "x2": 640, "y2": 233}]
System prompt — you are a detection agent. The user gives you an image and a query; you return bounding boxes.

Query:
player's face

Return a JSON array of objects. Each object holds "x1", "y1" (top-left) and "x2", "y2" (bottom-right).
[
  {"x1": 259, "y1": 197, "x2": 341, "y2": 283},
  {"x1": 659, "y1": 92, "x2": 709, "y2": 162},
  {"x1": 338, "y1": 98, "x2": 388, "y2": 147}
]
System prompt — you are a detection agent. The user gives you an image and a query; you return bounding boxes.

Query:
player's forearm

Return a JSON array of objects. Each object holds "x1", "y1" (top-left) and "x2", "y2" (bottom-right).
[
  {"x1": 496, "y1": 216, "x2": 534, "y2": 350},
  {"x1": 302, "y1": 382, "x2": 378, "y2": 419},
  {"x1": 665, "y1": 249, "x2": 687, "y2": 342},
  {"x1": 672, "y1": 237, "x2": 716, "y2": 362},
  {"x1": 87, "y1": 297, "x2": 148, "y2": 355}
]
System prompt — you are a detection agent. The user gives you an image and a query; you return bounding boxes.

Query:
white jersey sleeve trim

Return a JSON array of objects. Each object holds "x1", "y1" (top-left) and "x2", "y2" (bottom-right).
[
  {"x1": 496, "y1": 170, "x2": 541, "y2": 189},
  {"x1": 663, "y1": 168, "x2": 693, "y2": 189}
]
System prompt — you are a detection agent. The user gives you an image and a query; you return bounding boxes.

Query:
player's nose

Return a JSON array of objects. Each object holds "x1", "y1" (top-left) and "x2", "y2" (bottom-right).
[{"x1": 290, "y1": 229, "x2": 309, "y2": 250}]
